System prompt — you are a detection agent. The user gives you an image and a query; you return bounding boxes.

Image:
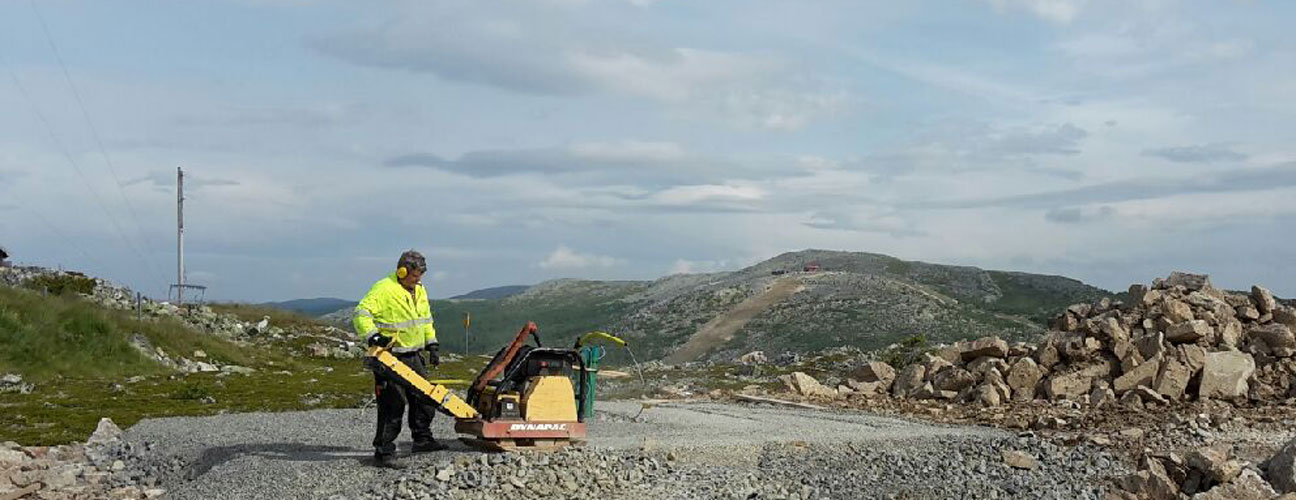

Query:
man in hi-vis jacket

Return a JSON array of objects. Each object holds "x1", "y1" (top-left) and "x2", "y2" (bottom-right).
[{"x1": 354, "y1": 250, "x2": 442, "y2": 466}]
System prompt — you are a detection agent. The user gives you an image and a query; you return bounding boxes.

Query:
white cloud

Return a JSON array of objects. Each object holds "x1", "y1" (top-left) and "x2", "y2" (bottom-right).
[
  {"x1": 651, "y1": 184, "x2": 765, "y2": 206},
  {"x1": 982, "y1": 0, "x2": 1088, "y2": 24},
  {"x1": 668, "y1": 258, "x2": 731, "y2": 274},
  {"x1": 538, "y1": 245, "x2": 623, "y2": 269},
  {"x1": 313, "y1": 5, "x2": 852, "y2": 131},
  {"x1": 564, "y1": 48, "x2": 769, "y2": 102}
]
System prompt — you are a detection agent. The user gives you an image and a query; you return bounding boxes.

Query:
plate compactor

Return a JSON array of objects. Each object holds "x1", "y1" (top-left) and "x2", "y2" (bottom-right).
[{"x1": 366, "y1": 321, "x2": 625, "y2": 451}]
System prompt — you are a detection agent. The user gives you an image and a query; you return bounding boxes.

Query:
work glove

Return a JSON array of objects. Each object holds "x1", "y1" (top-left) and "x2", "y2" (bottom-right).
[
  {"x1": 366, "y1": 333, "x2": 388, "y2": 348},
  {"x1": 425, "y1": 342, "x2": 441, "y2": 367}
]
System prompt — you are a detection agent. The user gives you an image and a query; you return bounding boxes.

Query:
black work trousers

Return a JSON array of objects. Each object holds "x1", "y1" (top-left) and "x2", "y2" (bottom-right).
[{"x1": 372, "y1": 351, "x2": 436, "y2": 456}]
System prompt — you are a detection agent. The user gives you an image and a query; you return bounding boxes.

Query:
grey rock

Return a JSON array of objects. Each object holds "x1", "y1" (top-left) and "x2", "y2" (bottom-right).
[
  {"x1": 1252, "y1": 285, "x2": 1278, "y2": 314},
  {"x1": 1269, "y1": 435, "x2": 1296, "y2": 493}
]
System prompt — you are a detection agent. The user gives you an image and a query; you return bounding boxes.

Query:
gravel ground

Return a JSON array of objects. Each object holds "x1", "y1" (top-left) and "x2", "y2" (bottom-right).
[{"x1": 125, "y1": 401, "x2": 1126, "y2": 499}]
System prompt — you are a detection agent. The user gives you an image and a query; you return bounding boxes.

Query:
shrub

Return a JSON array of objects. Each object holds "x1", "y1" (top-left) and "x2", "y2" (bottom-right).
[
  {"x1": 879, "y1": 333, "x2": 930, "y2": 369},
  {"x1": 24, "y1": 274, "x2": 97, "y2": 296}
]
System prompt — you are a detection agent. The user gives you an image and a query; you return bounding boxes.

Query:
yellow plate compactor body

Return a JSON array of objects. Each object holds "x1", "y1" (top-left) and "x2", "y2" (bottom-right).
[{"x1": 367, "y1": 322, "x2": 589, "y2": 451}]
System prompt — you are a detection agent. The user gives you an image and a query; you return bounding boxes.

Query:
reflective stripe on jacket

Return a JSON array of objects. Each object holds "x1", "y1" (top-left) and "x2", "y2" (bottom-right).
[{"x1": 353, "y1": 273, "x2": 437, "y2": 352}]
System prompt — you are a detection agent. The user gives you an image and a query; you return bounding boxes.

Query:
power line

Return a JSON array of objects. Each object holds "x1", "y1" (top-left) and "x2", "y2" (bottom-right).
[
  {"x1": 25, "y1": 208, "x2": 109, "y2": 273},
  {"x1": 27, "y1": 0, "x2": 169, "y2": 289},
  {"x1": 1, "y1": 53, "x2": 167, "y2": 296}
]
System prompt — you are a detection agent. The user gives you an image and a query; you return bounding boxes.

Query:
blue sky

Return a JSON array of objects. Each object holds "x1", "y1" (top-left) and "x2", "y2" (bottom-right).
[{"x1": 2, "y1": 0, "x2": 1294, "y2": 301}]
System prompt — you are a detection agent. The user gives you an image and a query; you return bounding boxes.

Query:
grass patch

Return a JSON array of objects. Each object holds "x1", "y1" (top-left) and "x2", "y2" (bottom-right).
[
  {"x1": 0, "y1": 286, "x2": 269, "y2": 381},
  {"x1": 208, "y1": 303, "x2": 325, "y2": 331},
  {"x1": 0, "y1": 355, "x2": 487, "y2": 445}
]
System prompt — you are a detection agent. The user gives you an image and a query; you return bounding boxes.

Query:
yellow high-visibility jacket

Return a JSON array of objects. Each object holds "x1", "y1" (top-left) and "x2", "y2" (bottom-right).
[{"x1": 353, "y1": 273, "x2": 436, "y2": 353}]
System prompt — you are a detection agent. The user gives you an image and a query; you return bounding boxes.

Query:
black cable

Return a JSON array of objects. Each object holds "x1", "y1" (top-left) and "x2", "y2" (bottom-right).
[
  {"x1": 1, "y1": 53, "x2": 165, "y2": 295},
  {"x1": 27, "y1": 0, "x2": 169, "y2": 292}
]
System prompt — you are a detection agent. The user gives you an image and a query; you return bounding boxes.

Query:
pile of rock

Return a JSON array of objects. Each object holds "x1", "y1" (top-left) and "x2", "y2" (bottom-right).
[
  {"x1": 0, "y1": 374, "x2": 34, "y2": 395},
  {"x1": 1112, "y1": 437, "x2": 1296, "y2": 499},
  {"x1": 0, "y1": 418, "x2": 180, "y2": 500},
  {"x1": 785, "y1": 272, "x2": 1293, "y2": 409}
]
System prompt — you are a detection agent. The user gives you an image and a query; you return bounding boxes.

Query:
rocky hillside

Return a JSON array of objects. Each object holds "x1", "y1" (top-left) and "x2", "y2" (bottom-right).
[
  {"x1": 387, "y1": 249, "x2": 1112, "y2": 361},
  {"x1": 0, "y1": 265, "x2": 482, "y2": 447}
]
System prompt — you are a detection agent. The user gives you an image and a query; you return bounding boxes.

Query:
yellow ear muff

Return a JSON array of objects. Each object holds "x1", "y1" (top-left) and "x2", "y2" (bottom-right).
[{"x1": 397, "y1": 266, "x2": 408, "y2": 279}]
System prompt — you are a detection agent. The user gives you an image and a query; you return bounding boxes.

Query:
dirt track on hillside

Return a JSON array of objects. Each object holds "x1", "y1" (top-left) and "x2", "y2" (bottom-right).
[{"x1": 663, "y1": 276, "x2": 805, "y2": 363}]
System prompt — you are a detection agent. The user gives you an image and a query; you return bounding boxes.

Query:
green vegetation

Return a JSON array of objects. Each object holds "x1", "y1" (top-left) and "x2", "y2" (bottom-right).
[
  {"x1": 431, "y1": 282, "x2": 646, "y2": 361},
  {"x1": 23, "y1": 273, "x2": 97, "y2": 296},
  {"x1": 982, "y1": 271, "x2": 1114, "y2": 324},
  {"x1": 0, "y1": 357, "x2": 484, "y2": 445},
  {"x1": 878, "y1": 334, "x2": 931, "y2": 369},
  {"x1": 0, "y1": 286, "x2": 260, "y2": 381},
  {"x1": 0, "y1": 285, "x2": 484, "y2": 445},
  {"x1": 209, "y1": 302, "x2": 325, "y2": 331}
]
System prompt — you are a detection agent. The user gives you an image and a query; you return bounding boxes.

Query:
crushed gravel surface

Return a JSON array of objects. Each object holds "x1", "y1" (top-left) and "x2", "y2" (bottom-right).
[{"x1": 125, "y1": 401, "x2": 1127, "y2": 499}]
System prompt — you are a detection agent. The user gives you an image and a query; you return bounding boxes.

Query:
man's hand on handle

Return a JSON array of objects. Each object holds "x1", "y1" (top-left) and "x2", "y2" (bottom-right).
[
  {"x1": 425, "y1": 342, "x2": 440, "y2": 367},
  {"x1": 366, "y1": 333, "x2": 387, "y2": 348}
]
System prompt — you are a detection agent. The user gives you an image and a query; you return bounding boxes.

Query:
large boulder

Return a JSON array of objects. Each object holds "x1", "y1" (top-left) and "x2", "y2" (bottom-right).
[
  {"x1": 965, "y1": 356, "x2": 1010, "y2": 377},
  {"x1": 1275, "y1": 306, "x2": 1296, "y2": 330},
  {"x1": 923, "y1": 354, "x2": 954, "y2": 377},
  {"x1": 1219, "y1": 319, "x2": 1244, "y2": 348},
  {"x1": 1100, "y1": 317, "x2": 1131, "y2": 345},
  {"x1": 1198, "y1": 351, "x2": 1255, "y2": 400},
  {"x1": 1164, "y1": 300, "x2": 1196, "y2": 324},
  {"x1": 1249, "y1": 323, "x2": 1296, "y2": 357},
  {"x1": 1117, "y1": 461, "x2": 1180, "y2": 500},
  {"x1": 983, "y1": 368, "x2": 1012, "y2": 403},
  {"x1": 960, "y1": 337, "x2": 1008, "y2": 361},
  {"x1": 1006, "y1": 357, "x2": 1044, "y2": 401},
  {"x1": 1187, "y1": 443, "x2": 1242, "y2": 484},
  {"x1": 931, "y1": 345, "x2": 963, "y2": 364},
  {"x1": 1178, "y1": 344, "x2": 1207, "y2": 373},
  {"x1": 1114, "y1": 355, "x2": 1162, "y2": 394},
  {"x1": 783, "y1": 372, "x2": 838, "y2": 399},
  {"x1": 969, "y1": 383, "x2": 998, "y2": 406},
  {"x1": 851, "y1": 361, "x2": 896, "y2": 388},
  {"x1": 1166, "y1": 320, "x2": 1212, "y2": 344},
  {"x1": 1137, "y1": 332, "x2": 1168, "y2": 360},
  {"x1": 1044, "y1": 370, "x2": 1091, "y2": 400},
  {"x1": 892, "y1": 364, "x2": 926, "y2": 398},
  {"x1": 931, "y1": 367, "x2": 976, "y2": 392},
  {"x1": 1153, "y1": 359, "x2": 1192, "y2": 400},
  {"x1": 1269, "y1": 435, "x2": 1296, "y2": 493},
  {"x1": 1164, "y1": 271, "x2": 1211, "y2": 291},
  {"x1": 1034, "y1": 343, "x2": 1061, "y2": 370},
  {"x1": 1253, "y1": 285, "x2": 1278, "y2": 314},
  {"x1": 1192, "y1": 469, "x2": 1276, "y2": 500},
  {"x1": 86, "y1": 417, "x2": 123, "y2": 445}
]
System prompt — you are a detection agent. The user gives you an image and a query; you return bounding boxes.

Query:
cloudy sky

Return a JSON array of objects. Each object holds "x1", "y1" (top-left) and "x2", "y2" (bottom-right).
[{"x1": 1, "y1": 0, "x2": 1293, "y2": 302}]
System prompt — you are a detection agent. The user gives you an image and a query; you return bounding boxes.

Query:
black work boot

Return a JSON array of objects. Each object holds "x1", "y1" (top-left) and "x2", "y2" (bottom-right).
[
  {"x1": 411, "y1": 439, "x2": 448, "y2": 454},
  {"x1": 373, "y1": 451, "x2": 405, "y2": 469}
]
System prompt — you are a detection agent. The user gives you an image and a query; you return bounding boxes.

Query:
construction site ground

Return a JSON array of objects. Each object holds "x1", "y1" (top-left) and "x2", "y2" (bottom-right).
[{"x1": 122, "y1": 400, "x2": 1132, "y2": 499}]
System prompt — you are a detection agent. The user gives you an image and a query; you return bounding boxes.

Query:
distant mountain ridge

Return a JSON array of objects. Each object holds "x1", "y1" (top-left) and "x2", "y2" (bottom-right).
[
  {"x1": 450, "y1": 285, "x2": 530, "y2": 300},
  {"x1": 414, "y1": 249, "x2": 1115, "y2": 362},
  {"x1": 261, "y1": 297, "x2": 356, "y2": 317}
]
